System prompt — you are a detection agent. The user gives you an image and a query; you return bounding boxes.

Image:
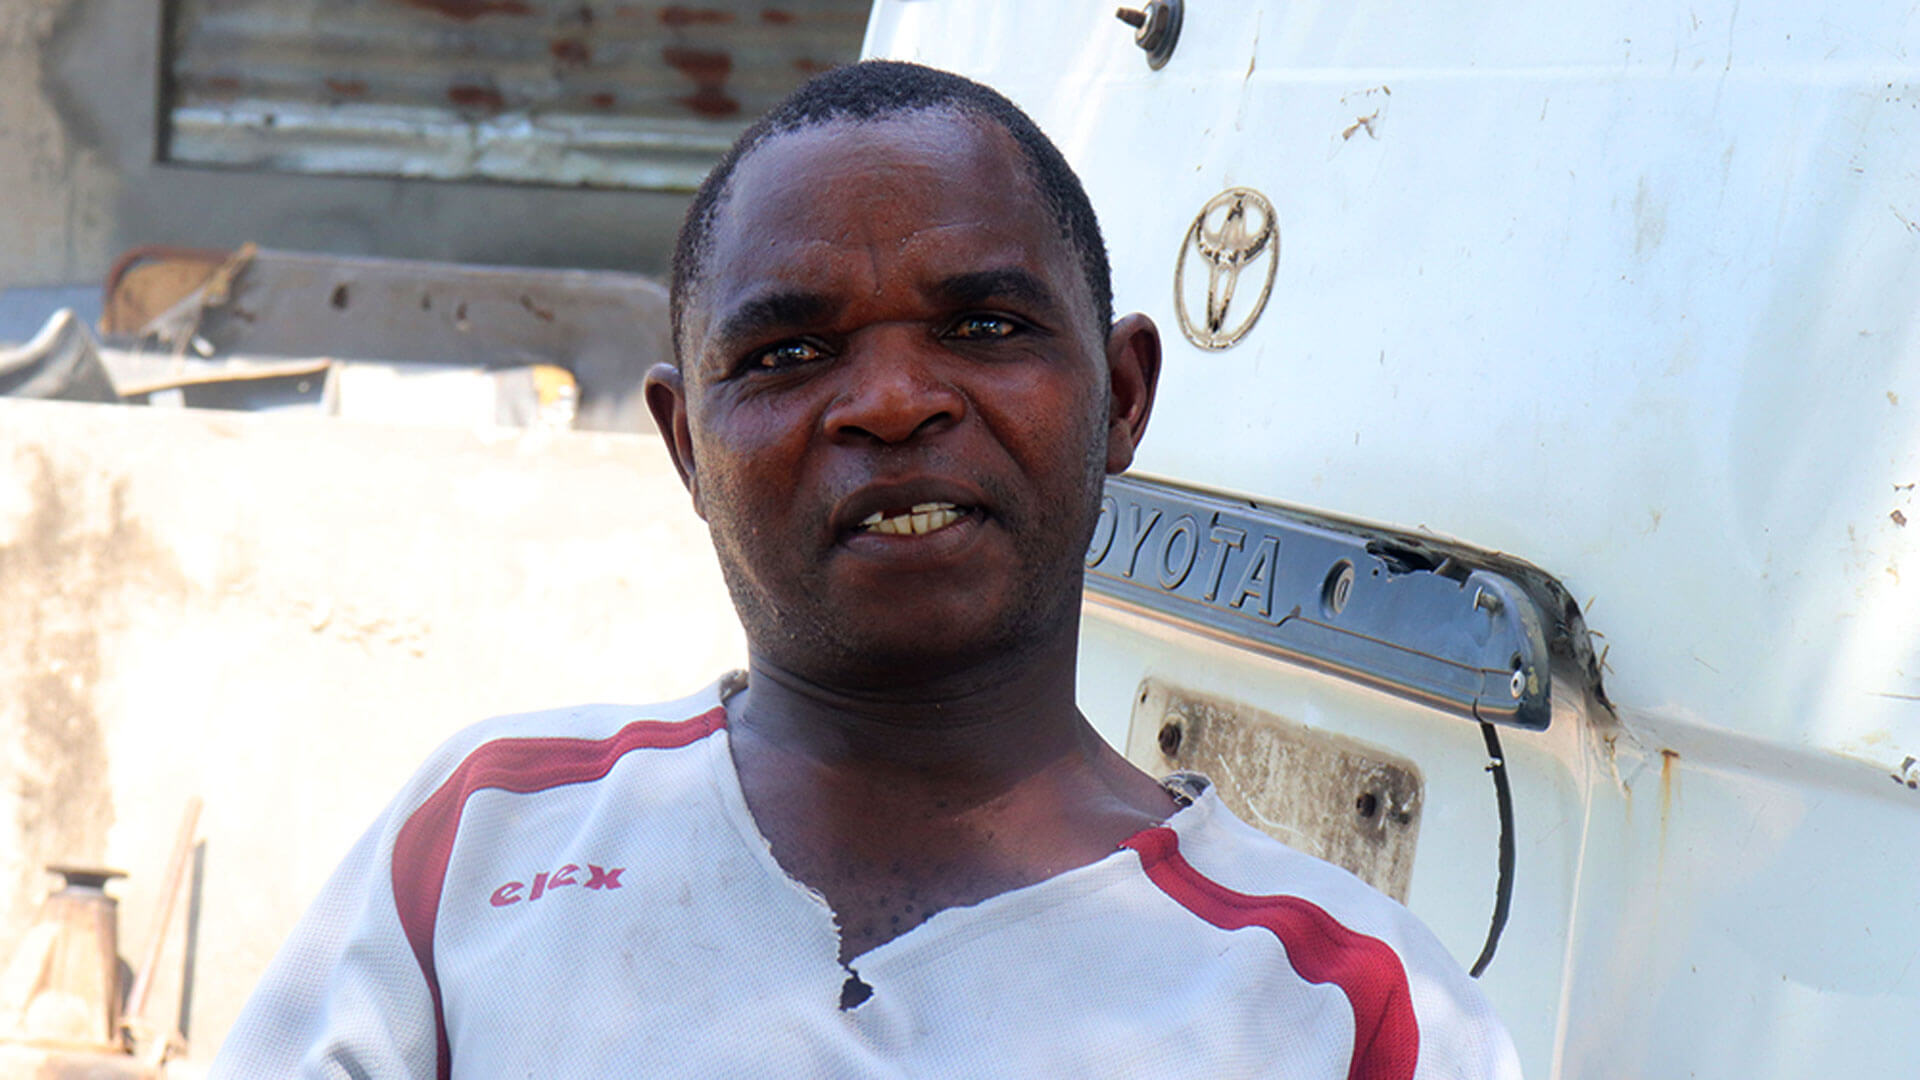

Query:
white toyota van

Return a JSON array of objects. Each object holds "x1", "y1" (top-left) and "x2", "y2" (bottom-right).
[{"x1": 866, "y1": 4, "x2": 1920, "y2": 1076}]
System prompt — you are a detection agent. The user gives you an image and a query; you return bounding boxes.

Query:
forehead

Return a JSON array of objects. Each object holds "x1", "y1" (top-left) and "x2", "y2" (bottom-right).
[{"x1": 689, "y1": 111, "x2": 1086, "y2": 340}]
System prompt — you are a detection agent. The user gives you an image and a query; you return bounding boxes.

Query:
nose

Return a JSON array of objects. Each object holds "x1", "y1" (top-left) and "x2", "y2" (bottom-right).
[{"x1": 822, "y1": 330, "x2": 966, "y2": 445}]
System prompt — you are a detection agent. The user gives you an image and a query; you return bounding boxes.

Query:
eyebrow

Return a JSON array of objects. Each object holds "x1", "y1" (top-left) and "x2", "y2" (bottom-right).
[
  {"x1": 928, "y1": 267, "x2": 1062, "y2": 314},
  {"x1": 710, "y1": 290, "x2": 841, "y2": 353},
  {"x1": 706, "y1": 266, "x2": 1064, "y2": 355}
]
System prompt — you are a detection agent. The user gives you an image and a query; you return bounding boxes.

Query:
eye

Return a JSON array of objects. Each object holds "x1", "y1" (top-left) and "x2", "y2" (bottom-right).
[
  {"x1": 749, "y1": 339, "x2": 827, "y2": 371},
  {"x1": 945, "y1": 314, "x2": 1021, "y2": 341}
]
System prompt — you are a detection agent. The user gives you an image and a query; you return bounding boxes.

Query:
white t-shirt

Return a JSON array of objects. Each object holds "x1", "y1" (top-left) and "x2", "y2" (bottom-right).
[{"x1": 212, "y1": 680, "x2": 1522, "y2": 1079}]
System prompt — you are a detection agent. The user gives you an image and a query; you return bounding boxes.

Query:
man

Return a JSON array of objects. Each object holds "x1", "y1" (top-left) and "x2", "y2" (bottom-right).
[{"x1": 213, "y1": 61, "x2": 1520, "y2": 1078}]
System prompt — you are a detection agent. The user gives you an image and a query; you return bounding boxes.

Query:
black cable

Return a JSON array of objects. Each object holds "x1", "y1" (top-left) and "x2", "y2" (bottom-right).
[{"x1": 1469, "y1": 720, "x2": 1515, "y2": 978}]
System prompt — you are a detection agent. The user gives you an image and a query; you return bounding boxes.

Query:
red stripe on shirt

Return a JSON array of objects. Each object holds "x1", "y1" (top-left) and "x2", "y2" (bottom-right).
[
  {"x1": 1122, "y1": 825, "x2": 1419, "y2": 1080},
  {"x1": 391, "y1": 707, "x2": 727, "y2": 1080}
]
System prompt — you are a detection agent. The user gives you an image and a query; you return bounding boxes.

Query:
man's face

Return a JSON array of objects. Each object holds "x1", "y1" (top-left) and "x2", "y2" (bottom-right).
[{"x1": 651, "y1": 110, "x2": 1155, "y2": 687}]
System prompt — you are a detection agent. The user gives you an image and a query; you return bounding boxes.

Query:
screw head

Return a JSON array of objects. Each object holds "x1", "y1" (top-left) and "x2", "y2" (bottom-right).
[
  {"x1": 1157, "y1": 719, "x2": 1184, "y2": 757},
  {"x1": 1323, "y1": 560, "x2": 1356, "y2": 616}
]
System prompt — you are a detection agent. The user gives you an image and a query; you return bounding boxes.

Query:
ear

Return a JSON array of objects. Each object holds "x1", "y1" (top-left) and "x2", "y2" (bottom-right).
[
  {"x1": 643, "y1": 362, "x2": 705, "y2": 518},
  {"x1": 1103, "y1": 313, "x2": 1161, "y2": 475}
]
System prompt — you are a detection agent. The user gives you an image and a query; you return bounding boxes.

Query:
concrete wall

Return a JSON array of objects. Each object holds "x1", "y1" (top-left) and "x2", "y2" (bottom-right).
[
  {"x1": 0, "y1": 0, "x2": 693, "y2": 292},
  {"x1": 0, "y1": 399, "x2": 745, "y2": 1071}
]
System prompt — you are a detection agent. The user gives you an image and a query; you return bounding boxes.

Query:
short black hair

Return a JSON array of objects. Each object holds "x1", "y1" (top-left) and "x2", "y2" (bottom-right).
[{"x1": 669, "y1": 60, "x2": 1114, "y2": 363}]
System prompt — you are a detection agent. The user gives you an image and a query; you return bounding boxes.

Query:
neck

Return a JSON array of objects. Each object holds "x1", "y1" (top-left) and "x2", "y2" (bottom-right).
[
  {"x1": 730, "y1": 626, "x2": 1092, "y2": 787},
  {"x1": 724, "y1": 620, "x2": 1176, "y2": 964}
]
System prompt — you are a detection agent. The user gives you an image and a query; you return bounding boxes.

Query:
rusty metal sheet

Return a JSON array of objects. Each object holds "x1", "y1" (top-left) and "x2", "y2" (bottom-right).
[
  {"x1": 133, "y1": 248, "x2": 669, "y2": 432},
  {"x1": 1126, "y1": 678, "x2": 1424, "y2": 902},
  {"x1": 101, "y1": 248, "x2": 229, "y2": 337},
  {"x1": 0, "y1": 312, "x2": 119, "y2": 405},
  {"x1": 162, "y1": 0, "x2": 869, "y2": 190}
]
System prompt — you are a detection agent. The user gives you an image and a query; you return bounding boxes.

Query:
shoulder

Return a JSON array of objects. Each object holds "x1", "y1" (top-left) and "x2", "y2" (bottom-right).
[
  {"x1": 372, "y1": 680, "x2": 737, "y2": 888},
  {"x1": 1150, "y1": 790, "x2": 1423, "y2": 943},
  {"x1": 389, "y1": 678, "x2": 736, "y2": 820},
  {"x1": 1128, "y1": 790, "x2": 1523, "y2": 1080}
]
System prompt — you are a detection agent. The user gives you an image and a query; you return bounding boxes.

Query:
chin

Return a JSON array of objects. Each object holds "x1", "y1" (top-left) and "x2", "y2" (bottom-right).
[{"x1": 815, "y1": 589, "x2": 1080, "y2": 688}]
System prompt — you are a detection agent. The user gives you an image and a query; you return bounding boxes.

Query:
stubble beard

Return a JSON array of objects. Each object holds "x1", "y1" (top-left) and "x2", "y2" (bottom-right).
[{"x1": 706, "y1": 425, "x2": 1112, "y2": 695}]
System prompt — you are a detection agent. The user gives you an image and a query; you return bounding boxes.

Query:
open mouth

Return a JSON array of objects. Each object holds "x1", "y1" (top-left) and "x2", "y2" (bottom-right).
[{"x1": 855, "y1": 502, "x2": 972, "y2": 537}]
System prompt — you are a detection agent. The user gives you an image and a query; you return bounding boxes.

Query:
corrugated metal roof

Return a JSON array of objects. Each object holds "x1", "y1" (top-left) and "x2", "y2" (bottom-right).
[{"x1": 162, "y1": 0, "x2": 869, "y2": 190}]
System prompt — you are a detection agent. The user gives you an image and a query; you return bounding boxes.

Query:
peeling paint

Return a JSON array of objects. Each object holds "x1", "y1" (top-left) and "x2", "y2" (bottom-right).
[{"x1": 1892, "y1": 754, "x2": 1919, "y2": 790}]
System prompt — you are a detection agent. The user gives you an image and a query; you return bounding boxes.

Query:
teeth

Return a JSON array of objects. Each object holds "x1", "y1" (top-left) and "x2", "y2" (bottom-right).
[{"x1": 860, "y1": 502, "x2": 964, "y2": 536}]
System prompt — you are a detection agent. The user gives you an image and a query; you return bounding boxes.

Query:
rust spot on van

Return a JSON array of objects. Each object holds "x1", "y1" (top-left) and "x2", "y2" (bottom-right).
[
  {"x1": 587, "y1": 91, "x2": 617, "y2": 109},
  {"x1": 324, "y1": 78, "x2": 368, "y2": 98},
  {"x1": 793, "y1": 58, "x2": 833, "y2": 75},
  {"x1": 1342, "y1": 110, "x2": 1381, "y2": 141},
  {"x1": 1658, "y1": 748, "x2": 1680, "y2": 832},
  {"x1": 761, "y1": 8, "x2": 795, "y2": 23}
]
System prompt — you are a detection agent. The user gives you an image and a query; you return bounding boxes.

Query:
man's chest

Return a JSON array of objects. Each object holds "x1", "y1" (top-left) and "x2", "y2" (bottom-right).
[
  {"x1": 424, "y1": 789, "x2": 1355, "y2": 1078},
  {"x1": 433, "y1": 874, "x2": 1352, "y2": 1079}
]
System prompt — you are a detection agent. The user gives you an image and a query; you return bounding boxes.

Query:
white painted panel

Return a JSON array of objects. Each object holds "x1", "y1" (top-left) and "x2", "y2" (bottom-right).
[{"x1": 872, "y1": 3, "x2": 1920, "y2": 1075}]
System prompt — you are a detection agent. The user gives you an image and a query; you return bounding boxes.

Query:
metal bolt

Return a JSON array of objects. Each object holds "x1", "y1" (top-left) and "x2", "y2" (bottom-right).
[
  {"x1": 1324, "y1": 560, "x2": 1355, "y2": 616},
  {"x1": 1473, "y1": 586, "x2": 1503, "y2": 615},
  {"x1": 1114, "y1": 0, "x2": 1182, "y2": 70},
  {"x1": 1158, "y1": 719, "x2": 1184, "y2": 757},
  {"x1": 1509, "y1": 667, "x2": 1527, "y2": 699}
]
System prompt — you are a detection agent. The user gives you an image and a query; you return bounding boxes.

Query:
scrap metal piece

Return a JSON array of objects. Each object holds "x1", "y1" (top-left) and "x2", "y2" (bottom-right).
[
  {"x1": 0, "y1": 312, "x2": 119, "y2": 404},
  {"x1": 122, "y1": 799, "x2": 201, "y2": 1069},
  {"x1": 131, "y1": 249, "x2": 670, "y2": 432},
  {"x1": 0, "y1": 868, "x2": 127, "y2": 1052},
  {"x1": 100, "y1": 247, "x2": 231, "y2": 337},
  {"x1": 161, "y1": 0, "x2": 870, "y2": 191}
]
